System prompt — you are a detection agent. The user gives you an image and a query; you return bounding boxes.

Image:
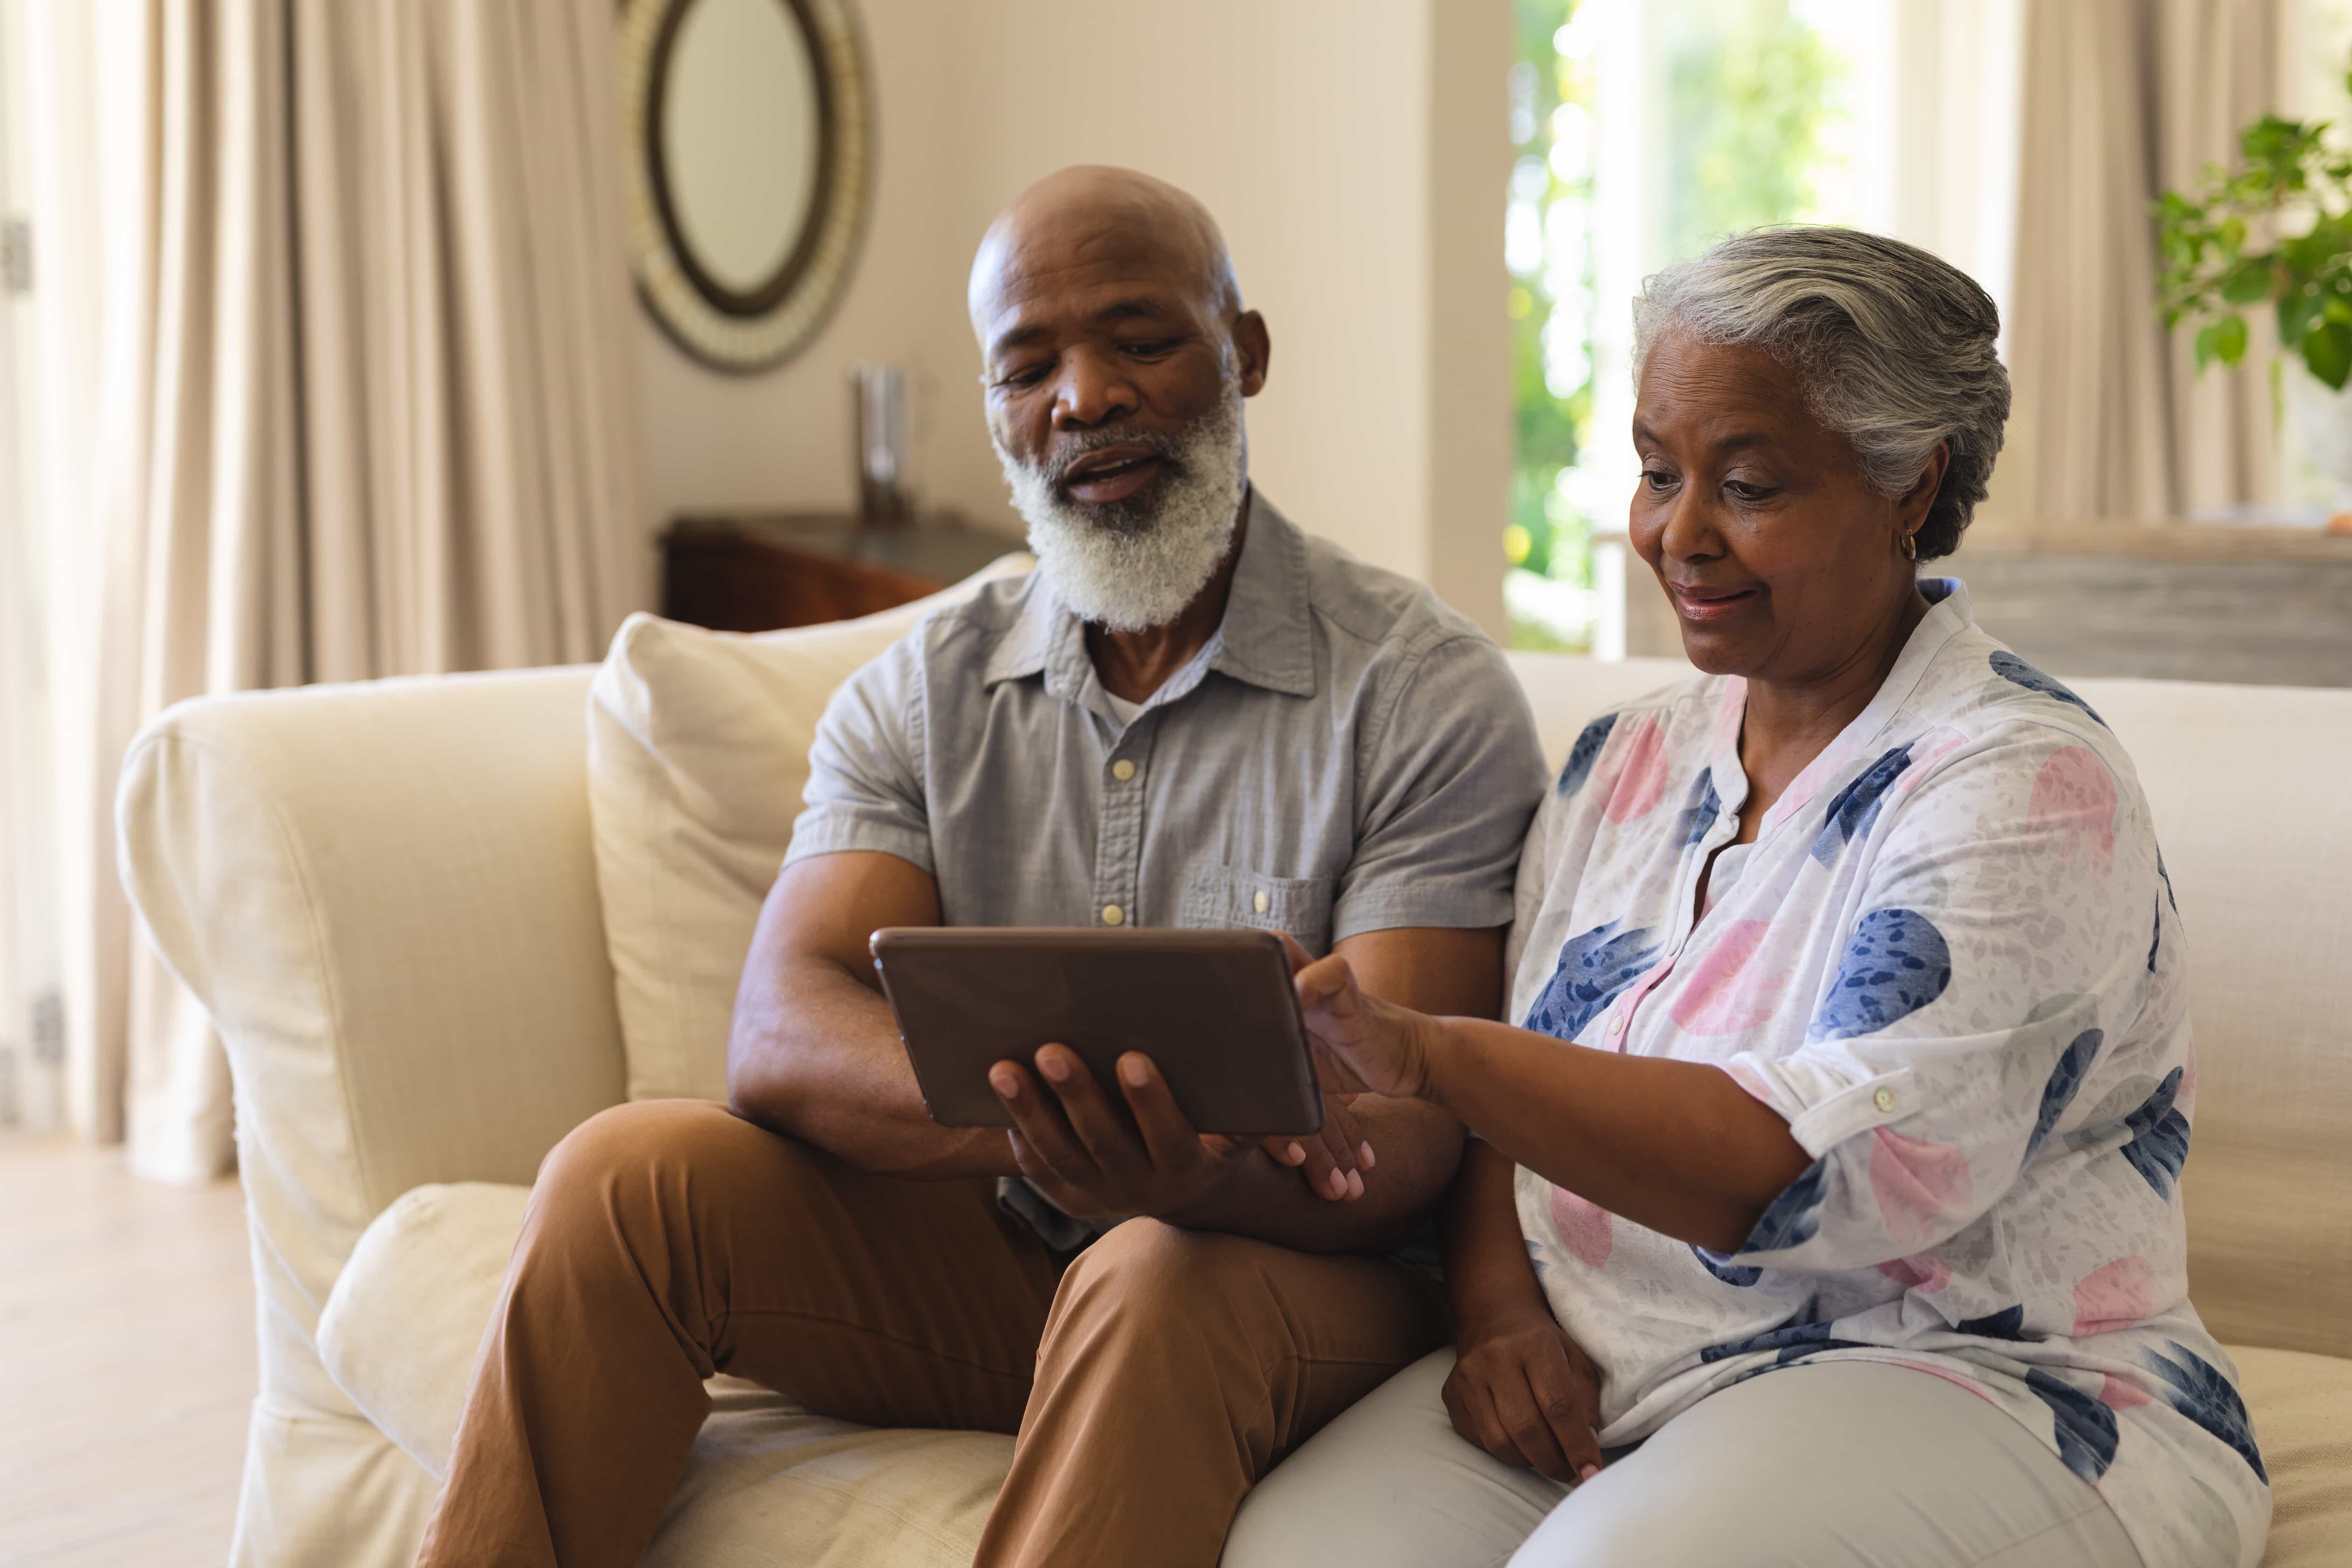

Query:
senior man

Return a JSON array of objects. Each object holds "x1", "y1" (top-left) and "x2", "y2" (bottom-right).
[{"x1": 416, "y1": 166, "x2": 1544, "y2": 1568}]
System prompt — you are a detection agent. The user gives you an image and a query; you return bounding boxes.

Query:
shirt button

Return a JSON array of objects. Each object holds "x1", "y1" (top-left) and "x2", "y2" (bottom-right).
[
  {"x1": 1252, "y1": 890, "x2": 1270, "y2": 914},
  {"x1": 1874, "y1": 1087, "x2": 1898, "y2": 1113},
  {"x1": 1607, "y1": 1014, "x2": 1625, "y2": 1036},
  {"x1": 1111, "y1": 759, "x2": 1137, "y2": 782},
  {"x1": 1101, "y1": 904, "x2": 1125, "y2": 926}
]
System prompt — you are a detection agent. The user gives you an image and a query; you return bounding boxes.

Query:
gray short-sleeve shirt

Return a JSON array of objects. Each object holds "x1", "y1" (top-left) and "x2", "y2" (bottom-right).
[{"x1": 786, "y1": 490, "x2": 1546, "y2": 953}]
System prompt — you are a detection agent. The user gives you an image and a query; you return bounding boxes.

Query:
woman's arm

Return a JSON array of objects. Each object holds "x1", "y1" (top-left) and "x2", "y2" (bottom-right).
[
  {"x1": 1293, "y1": 949, "x2": 1811, "y2": 1254},
  {"x1": 1441, "y1": 1140, "x2": 1603, "y2": 1482}
]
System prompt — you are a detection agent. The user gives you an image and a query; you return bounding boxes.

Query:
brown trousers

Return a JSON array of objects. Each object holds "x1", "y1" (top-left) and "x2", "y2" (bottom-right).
[{"x1": 414, "y1": 1100, "x2": 1449, "y2": 1568}]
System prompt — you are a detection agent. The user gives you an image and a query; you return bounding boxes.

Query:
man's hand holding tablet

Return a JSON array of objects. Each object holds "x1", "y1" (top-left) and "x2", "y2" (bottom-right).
[
  {"x1": 986, "y1": 1045, "x2": 1374, "y2": 1211},
  {"x1": 870, "y1": 927, "x2": 1375, "y2": 1209}
]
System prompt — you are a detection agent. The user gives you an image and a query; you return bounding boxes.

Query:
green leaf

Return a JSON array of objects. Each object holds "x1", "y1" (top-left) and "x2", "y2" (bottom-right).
[
  {"x1": 2213, "y1": 314, "x2": 2249, "y2": 366},
  {"x1": 2306, "y1": 321, "x2": 2352, "y2": 391},
  {"x1": 2219, "y1": 257, "x2": 2274, "y2": 304},
  {"x1": 2281, "y1": 287, "x2": 2322, "y2": 348},
  {"x1": 2194, "y1": 320, "x2": 2221, "y2": 372},
  {"x1": 2282, "y1": 229, "x2": 2336, "y2": 276},
  {"x1": 2219, "y1": 217, "x2": 2248, "y2": 252}
]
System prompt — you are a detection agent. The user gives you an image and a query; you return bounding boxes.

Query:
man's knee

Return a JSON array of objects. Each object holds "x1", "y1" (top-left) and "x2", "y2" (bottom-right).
[
  {"x1": 539, "y1": 1097, "x2": 738, "y2": 1188},
  {"x1": 1049, "y1": 1220, "x2": 1282, "y2": 1342},
  {"x1": 529, "y1": 1098, "x2": 818, "y2": 1241}
]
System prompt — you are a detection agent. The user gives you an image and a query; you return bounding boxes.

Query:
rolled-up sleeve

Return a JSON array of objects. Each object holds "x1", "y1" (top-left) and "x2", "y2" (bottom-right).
[
  {"x1": 783, "y1": 633, "x2": 934, "y2": 873},
  {"x1": 1334, "y1": 634, "x2": 1547, "y2": 941},
  {"x1": 1720, "y1": 729, "x2": 2156, "y2": 1272}
]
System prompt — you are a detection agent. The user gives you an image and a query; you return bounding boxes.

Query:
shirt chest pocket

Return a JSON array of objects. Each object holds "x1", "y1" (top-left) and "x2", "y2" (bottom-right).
[{"x1": 1180, "y1": 863, "x2": 1336, "y2": 954}]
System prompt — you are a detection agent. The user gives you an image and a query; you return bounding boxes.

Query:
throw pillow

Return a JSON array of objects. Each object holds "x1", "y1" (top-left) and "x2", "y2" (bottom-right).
[{"x1": 587, "y1": 554, "x2": 1033, "y2": 1102}]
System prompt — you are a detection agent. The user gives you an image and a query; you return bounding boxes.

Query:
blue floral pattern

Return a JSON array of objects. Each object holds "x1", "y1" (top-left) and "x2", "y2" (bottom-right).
[
  {"x1": 1990, "y1": 650, "x2": 2107, "y2": 727},
  {"x1": 1810, "y1": 744, "x2": 1914, "y2": 864},
  {"x1": 2120, "y1": 1068, "x2": 2192, "y2": 1199},
  {"x1": 1699, "y1": 1317, "x2": 1872, "y2": 1366},
  {"x1": 1955, "y1": 1304, "x2": 2029, "y2": 1341},
  {"x1": 2146, "y1": 1342, "x2": 2266, "y2": 1482},
  {"x1": 1521, "y1": 920, "x2": 1662, "y2": 1042},
  {"x1": 2027, "y1": 1029, "x2": 2103, "y2": 1161},
  {"x1": 1678, "y1": 771, "x2": 1721, "y2": 848},
  {"x1": 1505, "y1": 581, "x2": 2262, "y2": 1566},
  {"x1": 1737, "y1": 1155, "x2": 1830, "y2": 1255},
  {"x1": 1809, "y1": 908, "x2": 1952, "y2": 1041},
  {"x1": 1556, "y1": 712, "x2": 1619, "y2": 796},
  {"x1": 1690, "y1": 1245, "x2": 1763, "y2": 1287},
  {"x1": 2027, "y1": 1367, "x2": 2121, "y2": 1483}
]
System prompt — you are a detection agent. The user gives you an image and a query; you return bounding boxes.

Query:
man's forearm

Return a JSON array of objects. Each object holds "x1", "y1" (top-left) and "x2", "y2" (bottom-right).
[
  {"x1": 728, "y1": 958, "x2": 1018, "y2": 1179},
  {"x1": 1163, "y1": 1094, "x2": 1464, "y2": 1253}
]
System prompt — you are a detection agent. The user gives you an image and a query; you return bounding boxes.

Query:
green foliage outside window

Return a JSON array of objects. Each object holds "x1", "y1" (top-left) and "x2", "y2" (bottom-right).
[
  {"x1": 1506, "y1": 0, "x2": 1846, "y2": 652},
  {"x1": 1662, "y1": 4, "x2": 1841, "y2": 262},
  {"x1": 1506, "y1": 0, "x2": 1591, "y2": 595},
  {"x1": 2156, "y1": 63, "x2": 2352, "y2": 391}
]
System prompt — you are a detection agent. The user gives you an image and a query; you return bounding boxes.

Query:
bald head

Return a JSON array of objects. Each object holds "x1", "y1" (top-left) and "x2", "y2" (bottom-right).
[
  {"x1": 968, "y1": 166, "x2": 1242, "y2": 337},
  {"x1": 970, "y1": 164, "x2": 1270, "y2": 559}
]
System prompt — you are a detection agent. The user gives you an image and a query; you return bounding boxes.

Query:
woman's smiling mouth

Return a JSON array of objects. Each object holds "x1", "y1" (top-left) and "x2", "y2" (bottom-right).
[{"x1": 1667, "y1": 582, "x2": 1761, "y2": 622}]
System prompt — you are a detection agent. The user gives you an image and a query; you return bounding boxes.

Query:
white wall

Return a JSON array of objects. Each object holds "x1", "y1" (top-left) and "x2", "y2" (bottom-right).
[
  {"x1": 636, "y1": 0, "x2": 1512, "y2": 635},
  {"x1": 635, "y1": 1, "x2": 969, "y2": 529}
]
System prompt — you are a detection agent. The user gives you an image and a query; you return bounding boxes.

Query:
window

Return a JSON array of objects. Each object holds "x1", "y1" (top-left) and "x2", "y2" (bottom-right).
[{"x1": 1506, "y1": 0, "x2": 2021, "y2": 654}]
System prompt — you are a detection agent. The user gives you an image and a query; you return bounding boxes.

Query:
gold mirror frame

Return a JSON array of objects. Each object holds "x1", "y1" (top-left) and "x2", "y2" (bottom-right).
[{"x1": 620, "y1": 0, "x2": 874, "y2": 374}]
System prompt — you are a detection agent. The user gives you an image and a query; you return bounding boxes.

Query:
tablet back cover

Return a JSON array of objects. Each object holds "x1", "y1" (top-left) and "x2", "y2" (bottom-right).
[{"x1": 870, "y1": 928, "x2": 1324, "y2": 1136}]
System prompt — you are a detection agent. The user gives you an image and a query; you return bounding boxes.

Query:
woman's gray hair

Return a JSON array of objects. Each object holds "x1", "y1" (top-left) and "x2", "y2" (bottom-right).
[{"x1": 1631, "y1": 227, "x2": 2010, "y2": 559}]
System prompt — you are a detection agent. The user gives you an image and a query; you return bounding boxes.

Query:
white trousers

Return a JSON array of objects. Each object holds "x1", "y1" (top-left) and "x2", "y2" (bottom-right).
[{"x1": 1224, "y1": 1351, "x2": 2142, "y2": 1568}]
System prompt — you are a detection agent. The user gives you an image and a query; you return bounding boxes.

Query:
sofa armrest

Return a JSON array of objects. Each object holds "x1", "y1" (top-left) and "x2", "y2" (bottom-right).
[{"x1": 118, "y1": 665, "x2": 627, "y2": 1357}]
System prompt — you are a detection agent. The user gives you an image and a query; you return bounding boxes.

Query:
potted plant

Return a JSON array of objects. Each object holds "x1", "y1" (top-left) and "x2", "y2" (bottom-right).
[{"x1": 2156, "y1": 67, "x2": 2352, "y2": 512}]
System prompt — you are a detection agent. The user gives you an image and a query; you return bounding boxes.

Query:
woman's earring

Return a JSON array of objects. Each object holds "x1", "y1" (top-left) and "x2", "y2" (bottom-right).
[{"x1": 1900, "y1": 530, "x2": 1918, "y2": 562}]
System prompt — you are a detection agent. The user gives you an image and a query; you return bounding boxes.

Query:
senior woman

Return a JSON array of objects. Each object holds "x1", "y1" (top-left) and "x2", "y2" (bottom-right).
[{"x1": 1235, "y1": 229, "x2": 2269, "y2": 1568}]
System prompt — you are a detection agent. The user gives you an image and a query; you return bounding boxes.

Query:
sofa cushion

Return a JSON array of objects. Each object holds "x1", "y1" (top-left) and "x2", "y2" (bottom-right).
[
  {"x1": 2064, "y1": 678, "x2": 2352, "y2": 1364},
  {"x1": 2232, "y1": 1346, "x2": 2352, "y2": 1567},
  {"x1": 318, "y1": 1181, "x2": 534, "y2": 1472},
  {"x1": 587, "y1": 557, "x2": 1032, "y2": 1104},
  {"x1": 320, "y1": 1186, "x2": 2352, "y2": 1566},
  {"x1": 319, "y1": 1182, "x2": 1011, "y2": 1566}
]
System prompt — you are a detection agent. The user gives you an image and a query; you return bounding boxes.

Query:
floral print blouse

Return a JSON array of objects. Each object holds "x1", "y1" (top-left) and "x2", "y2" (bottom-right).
[{"x1": 1505, "y1": 580, "x2": 2269, "y2": 1568}]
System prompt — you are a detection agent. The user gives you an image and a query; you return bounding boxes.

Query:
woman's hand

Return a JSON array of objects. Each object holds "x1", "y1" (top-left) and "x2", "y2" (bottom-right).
[
  {"x1": 1439, "y1": 1138, "x2": 1602, "y2": 1484},
  {"x1": 1261, "y1": 1091, "x2": 1373, "y2": 1202},
  {"x1": 1281, "y1": 935, "x2": 1438, "y2": 1101},
  {"x1": 1443, "y1": 1305, "x2": 1604, "y2": 1484}
]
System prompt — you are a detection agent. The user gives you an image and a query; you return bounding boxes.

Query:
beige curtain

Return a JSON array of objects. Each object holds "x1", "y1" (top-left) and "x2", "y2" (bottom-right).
[
  {"x1": 2005, "y1": 0, "x2": 2278, "y2": 523},
  {"x1": 61, "y1": 0, "x2": 648, "y2": 1181},
  {"x1": 0, "y1": 174, "x2": 60, "y2": 1137}
]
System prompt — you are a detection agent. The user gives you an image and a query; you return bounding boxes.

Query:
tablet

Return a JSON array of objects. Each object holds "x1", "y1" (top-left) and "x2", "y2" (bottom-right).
[{"x1": 869, "y1": 927, "x2": 1325, "y2": 1136}]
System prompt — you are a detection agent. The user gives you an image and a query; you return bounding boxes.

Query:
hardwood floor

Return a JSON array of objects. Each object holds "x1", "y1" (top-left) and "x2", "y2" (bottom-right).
[{"x1": 0, "y1": 1136, "x2": 253, "y2": 1567}]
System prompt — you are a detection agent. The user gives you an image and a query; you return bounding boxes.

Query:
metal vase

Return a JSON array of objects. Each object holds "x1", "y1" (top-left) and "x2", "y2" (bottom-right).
[{"x1": 850, "y1": 363, "x2": 912, "y2": 523}]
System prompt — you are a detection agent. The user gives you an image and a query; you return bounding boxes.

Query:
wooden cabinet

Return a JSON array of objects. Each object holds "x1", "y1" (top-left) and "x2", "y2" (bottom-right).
[{"x1": 661, "y1": 512, "x2": 1024, "y2": 633}]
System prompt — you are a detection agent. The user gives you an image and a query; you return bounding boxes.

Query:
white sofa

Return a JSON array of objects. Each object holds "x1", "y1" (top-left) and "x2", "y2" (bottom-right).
[{"x1": 119, "y1": 645, "x2": 2352, "y2": 1567}]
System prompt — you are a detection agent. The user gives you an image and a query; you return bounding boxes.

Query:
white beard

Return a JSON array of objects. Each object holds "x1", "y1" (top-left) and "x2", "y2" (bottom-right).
[{"x1": 994, "y1": 390, "x2": 1247, "y2": 633}]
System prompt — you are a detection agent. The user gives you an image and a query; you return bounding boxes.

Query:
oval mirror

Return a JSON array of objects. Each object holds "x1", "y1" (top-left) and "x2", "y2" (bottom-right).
[{"x1": 622, "y1": 0, "x2": 873, "y2": 374}]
